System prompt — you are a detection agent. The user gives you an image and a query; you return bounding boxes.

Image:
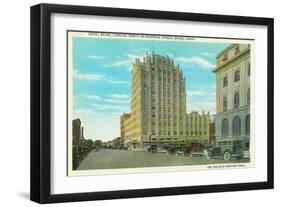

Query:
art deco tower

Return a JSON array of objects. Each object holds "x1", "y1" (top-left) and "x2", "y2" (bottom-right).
[{"x1": 124, "y1": 52, "x2": 187, "y2": 148}]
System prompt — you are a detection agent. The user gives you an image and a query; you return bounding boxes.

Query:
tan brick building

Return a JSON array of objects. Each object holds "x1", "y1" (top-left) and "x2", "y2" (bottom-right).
[
  {"x1": 120, "y1": 113, "x2": 130, "y2": 145},
  {"x1": 186, "y1": 111, "x2": 210, "y2": 145},
  {"x1": 123, "y1": 52, "x2": 187, "y2": 148}
]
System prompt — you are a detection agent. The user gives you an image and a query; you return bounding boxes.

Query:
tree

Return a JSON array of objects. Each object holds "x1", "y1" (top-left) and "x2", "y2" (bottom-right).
[
  {"x1": 94, "y1": 140, "x2": 103, "y2": 149},
  {"x1": 85, "y1": 139, "x2": 94, "y2": 149}
]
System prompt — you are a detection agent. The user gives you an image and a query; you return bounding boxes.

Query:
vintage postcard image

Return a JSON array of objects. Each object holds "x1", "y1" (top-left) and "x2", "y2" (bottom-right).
[{"x1": 67, "y1": 31, "x2": 254, "y2": 176}]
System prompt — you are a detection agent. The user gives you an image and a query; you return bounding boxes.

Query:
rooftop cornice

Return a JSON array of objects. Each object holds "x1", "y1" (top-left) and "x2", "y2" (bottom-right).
[{"x1": 213, "y1": 48, "x2": 250, "y2": 72}]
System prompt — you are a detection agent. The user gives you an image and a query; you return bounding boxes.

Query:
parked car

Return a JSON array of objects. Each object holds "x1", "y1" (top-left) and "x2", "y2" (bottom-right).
[
  {"x1": 206, "y1": 140, "x2": 243, "y2": 160},
  {"x1": 190, "y1": 152, "x2": 205, "y2": 157},
  {"x1": 175, "y1": 150, "x2": 184, "y2": 156},
  {"x1": 147, "y1": 144, "x2": 158, "y2": 153},
  {"x1": 156, "y1": 149, "x2": 169, "y2": 154}
]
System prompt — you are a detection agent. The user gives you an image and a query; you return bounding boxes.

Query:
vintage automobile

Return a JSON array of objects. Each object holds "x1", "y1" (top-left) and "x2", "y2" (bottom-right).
[
  {"x1": 175, "y1": 150, "x2": 185, "y2": 156},
  {"x1": 147, "y1": 144, "x2": 158, "y2": 153},
  {"x1": 206, "y1": 139, "x2": 243, "y2": 160}
]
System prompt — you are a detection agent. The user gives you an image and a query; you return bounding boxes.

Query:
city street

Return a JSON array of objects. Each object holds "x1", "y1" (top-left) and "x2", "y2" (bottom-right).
[{"x1": 77, "y1": 149, "x2": 249, "y2": 170}]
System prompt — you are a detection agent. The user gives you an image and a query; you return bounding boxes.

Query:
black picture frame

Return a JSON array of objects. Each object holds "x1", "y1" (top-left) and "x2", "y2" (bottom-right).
[{"x1": 30, "y1": 3, "x2": 274, "y2": 204}]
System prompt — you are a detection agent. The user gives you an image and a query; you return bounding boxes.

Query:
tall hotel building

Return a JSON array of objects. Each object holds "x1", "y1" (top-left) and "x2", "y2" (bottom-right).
[
  {"x1": 124, "y1": 52, "x2": 186, "y2": 148},
  {"x1": 214, "y1": 44, "x2": 251, "y2": 149}
]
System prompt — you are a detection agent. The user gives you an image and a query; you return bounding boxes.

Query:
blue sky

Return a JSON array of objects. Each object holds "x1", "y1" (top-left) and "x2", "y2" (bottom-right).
[{"x1": 72, "y1": 35, "x2": 230, "y2": 140}]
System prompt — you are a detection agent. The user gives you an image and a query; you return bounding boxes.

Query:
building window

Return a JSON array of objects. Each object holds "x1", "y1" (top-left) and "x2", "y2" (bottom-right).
[
  {"x1": 222, "y1": 119, "x2": 229, "y2": 136},
  {"x1": 232, "y1": 116, "x2": 241, "y2": 136},
  {"x1": 245, "y1": 114, "x2": 250, "y2": 136},
  {"x1": 222, "y1": 53, "x2": 228, "y2": 62},
  {"x1": 248, "y1": 63, "x2": 251, "y2": 76},
  {"x1": 234, "y1": 92, "x2": 240, "y2": 109},
  {"x1": 247, "y1": 88, "x2": 250, "y2": 105},
  {"x1": 234, "y1": 70, "x2": 240, "y2": 82},
  {"x1": 223, "y1": 96, "x2": 227, "y2": 112},
  {"x1": 223, "y1": 76, "x2": 228, "y2": 87},
  {"x1": 235, "y1": 46, "x2": 240, "y2": 55}
]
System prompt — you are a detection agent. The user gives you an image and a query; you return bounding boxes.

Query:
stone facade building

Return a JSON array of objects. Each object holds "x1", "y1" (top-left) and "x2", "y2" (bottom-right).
[
  {"x1": 72, "y1": 118, "x2": 83, "y2": 145},
  {"x1": 120, "y1": 113, "x2": 130, "y2": 145},
  {"x1": 186, "y1": 111, "x2": 210, "y2": 145},
  {"x1": 214, "y1": 44, "x2": 251, "y2": 149},
  {"x1": 123, "y1": 52, "x2": 187, "y2": 148}
]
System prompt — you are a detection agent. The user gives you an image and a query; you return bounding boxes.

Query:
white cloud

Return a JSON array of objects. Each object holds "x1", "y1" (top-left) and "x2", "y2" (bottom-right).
[
  {"x1": 107, "y1": 94, "x2": 130, "y2": 103},
  {"x1": 175, "y1": 56, "x2": 215, "y2": 69},
  {"x1": 104, "y1": 59, "x2": 132, "y2": 68},
  {"x1": 74, "y1": 104, "x2": 129, "y2": 118},
  {"x1": 103, "y1": 53, "x2": 142, "y2": 70},
  {"x1": 73, "y1": 69, "x2": 104, "y2": 80},
  {"x1": 74, "y1": 69, "x2": 128, "y2": 85},
  {"x1": 126, "y1": 54, "x2": 142, "y2": 60},
  {"x1": 193, "y1": 84, "x2": 216, "y2": 91},
  {"x1": 131, "y1": 48, "x2": 149, "y2": 53},
  {"x1": 87, "y1": 55, "x2": 105, "y2": 60},
  {"x1": 187, "y1": 89, "x2": 216, "y2": 98},
  {"x1": 76, "y1": 94, "x2": 101, "y2": 100},
  {"x1": 187, "y1": 90, "x2": 205, "y2": 96},
  {"x1": 91, "y1": 103, "x2": 129, "y2": 112},
  {"x1": 187, "y1": 101, "x2": 215, "y2": 114},
  {"x1": 201, "y1": 52, "x2": 215, "y2": 57},
  {"x1": 104, "y1": 99, "x2": 130, "y2": 104},
  {"x1": 107, "y1": 80, "x2": 129, "y2": 85},
  {"x1": 165, "y1": 52, "x2": 174, "y2": 58},
  {"x1": 108, "y1": 94, "x2": 130, "y2": 99}
]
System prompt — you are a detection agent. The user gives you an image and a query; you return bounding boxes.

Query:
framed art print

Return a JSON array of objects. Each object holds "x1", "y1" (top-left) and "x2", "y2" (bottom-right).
[{"x1": 30, "y1": 3, "x2": 274, "y2": 203}]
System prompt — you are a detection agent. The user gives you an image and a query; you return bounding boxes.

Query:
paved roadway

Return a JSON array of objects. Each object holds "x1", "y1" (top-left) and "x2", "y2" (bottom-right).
[{"x1": 77, "y1": 149, "x2": 249, "y2": 170}]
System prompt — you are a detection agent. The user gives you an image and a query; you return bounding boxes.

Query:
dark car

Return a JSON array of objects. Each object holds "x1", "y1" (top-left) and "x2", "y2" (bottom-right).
[{"x1": 206, "y1": 139, "x2": 243, "y2": 161}]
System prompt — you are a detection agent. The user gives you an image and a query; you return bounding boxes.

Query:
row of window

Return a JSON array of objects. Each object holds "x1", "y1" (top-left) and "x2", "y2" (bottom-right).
[
  {"x1": 221, "y1": 115, "x2": 250, "y2": 136},
  {"x1": 223, "y1": 70, "x2": 240, "y2": 87},
  {"x1": 150, "y1": 67, "x2": 178, "y2": 73},
  {"x1": 187, "y1": 131, "x2": 207, "y2": 136},
  {"x1": 223, "y1": 89, "x2": 250, "y2": 111},
  {"x1": 144, "y1": 131, "x2": 183, "y2": 136},
  {"x1": 223, "y1": 64, "x2": 250, "y2": 88},
  {"x1": 187, "y1": 117, "x2": 208, "y2": 121},
  {"x1": 187, "y1": 124, "x2": 208, "y2": 127},
  {"x1": 221, "y1": 46, "x2": 244, "y2": 63}
]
